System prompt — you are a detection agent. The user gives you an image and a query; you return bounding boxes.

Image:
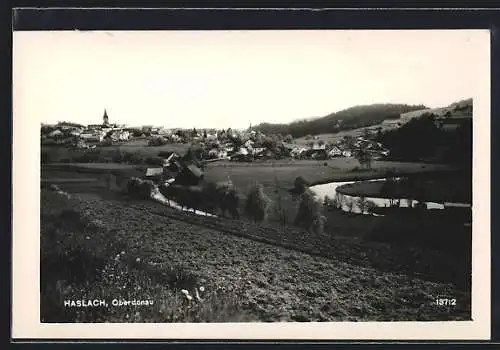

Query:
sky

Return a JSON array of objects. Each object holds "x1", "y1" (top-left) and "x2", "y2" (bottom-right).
[{"x1": 13, "y1": 30, "x2": 487, "y2": 129}]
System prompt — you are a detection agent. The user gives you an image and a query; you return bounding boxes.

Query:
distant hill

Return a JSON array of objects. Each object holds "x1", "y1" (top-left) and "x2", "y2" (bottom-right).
[
  {"x1": 254, "y1": 103, "x2": 427, "y2": 138},
  {"x1": 399, "y1": 98, "x2": 473, "y2": 122}
]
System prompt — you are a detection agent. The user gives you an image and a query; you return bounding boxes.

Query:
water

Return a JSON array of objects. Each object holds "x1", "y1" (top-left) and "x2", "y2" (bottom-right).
[{"x1": 308, "y1": 178, "x2": 468, "y2": 215}]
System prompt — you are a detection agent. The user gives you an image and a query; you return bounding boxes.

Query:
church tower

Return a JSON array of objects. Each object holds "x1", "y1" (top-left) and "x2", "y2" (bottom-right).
[{"x1": 103, "y1": 109, "x2": 109, "y2": 126}]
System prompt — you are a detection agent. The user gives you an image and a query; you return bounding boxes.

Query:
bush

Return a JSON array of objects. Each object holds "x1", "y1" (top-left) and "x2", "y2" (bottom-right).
[
  {"x1": 148, "y1": 137, "x2": 168, "y2": 146},
  {"x1": 294, "y1": 189, "x2": 326, "y2": 234},
  {"x1": 244, "y1": 182, "x2": 271, "y2": 223},
  {"x1": 145, "y1": 156, "x2": 165, "y2": 166},
  {"x1": 127, "y1": 177, "x2": 156, "y2": 199},
  {"x1": 122, "y1": 151, "x2": 145, "y2": 165},
  {"x1": 293, "y1": 176, "x2": 309, "y2": 195},
  {"x1": 100, "y1": 139, "x2": 113, "y2": 147}
]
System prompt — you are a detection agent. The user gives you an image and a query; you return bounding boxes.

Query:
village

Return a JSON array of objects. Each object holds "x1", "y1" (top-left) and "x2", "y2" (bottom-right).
[{"x1": 41, "y1": 109, "x2": 391, "y2": 162}]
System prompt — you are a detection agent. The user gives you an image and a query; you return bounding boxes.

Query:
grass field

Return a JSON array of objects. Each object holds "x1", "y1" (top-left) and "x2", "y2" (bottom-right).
[
  {"x1": 41, "y1": 186, "x2": 471, "y2": 322},
  {"x1": 42, "y1": 141, "x2": 190, "y2": 163},
  {"x1": 42, "y1": 158, "x2": 456, "y2": 240}
]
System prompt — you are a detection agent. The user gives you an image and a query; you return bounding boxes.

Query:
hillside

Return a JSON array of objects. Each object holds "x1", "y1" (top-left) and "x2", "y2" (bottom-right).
[
  {"x1": 399, "y1": 98, "x2": 473, "y2": 122},
  {"x1": 41, "y1": 188, "x2": 471, "y2": 322},
  {"x1": 254, "y1": 104, "x2": 427, "y2": 138}
]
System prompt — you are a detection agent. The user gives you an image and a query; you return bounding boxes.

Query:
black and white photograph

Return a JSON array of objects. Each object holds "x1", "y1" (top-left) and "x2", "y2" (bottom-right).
[{"x1": 12, "y1": 25, "x2": 491, "y2": 340}]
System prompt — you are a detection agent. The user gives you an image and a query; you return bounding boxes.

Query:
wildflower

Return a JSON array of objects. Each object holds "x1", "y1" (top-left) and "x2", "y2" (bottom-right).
[
  {"x1": 195, "y1": 289, "x2": 203, "y2": 302},
  {"x1": 121, "y1": 251, "x2": 125, "y2": 255},
  {"x1": 136, "y1": 257, "x2": 141, "y2": 263},
  {"x1": 181, "y1": 289, "x2": 193, "y2": 301},
  {"x1": 199, "y1": 286, "x2": 205, "y2": 292}
]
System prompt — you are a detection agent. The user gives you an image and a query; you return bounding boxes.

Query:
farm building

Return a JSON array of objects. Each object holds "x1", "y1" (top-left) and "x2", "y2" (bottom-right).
[
  {"x1": 328, "y1": 146, "x2": 342, "y2": 158},
  {"x1": 175, "y1": 163, "x2": 204, "y2": 186}
]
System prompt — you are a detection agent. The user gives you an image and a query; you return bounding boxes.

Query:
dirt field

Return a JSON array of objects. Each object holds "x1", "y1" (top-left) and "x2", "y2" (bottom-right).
[{"x1": 41, "y1": 185, "x2": 471, "y2": 322}]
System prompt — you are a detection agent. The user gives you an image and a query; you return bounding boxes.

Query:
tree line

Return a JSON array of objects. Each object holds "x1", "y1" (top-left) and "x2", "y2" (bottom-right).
[{"x1": 253, "y1": 103, "x2": 427, "y2": 138}]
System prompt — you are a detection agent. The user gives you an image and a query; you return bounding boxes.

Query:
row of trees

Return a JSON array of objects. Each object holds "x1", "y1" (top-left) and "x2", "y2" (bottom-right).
[
  {"x1": 125, "y1": 175, "x2": 328, "y2": 236},
  {"x1": 375, "y1": 113, "x2": 472, "y2": 166}
]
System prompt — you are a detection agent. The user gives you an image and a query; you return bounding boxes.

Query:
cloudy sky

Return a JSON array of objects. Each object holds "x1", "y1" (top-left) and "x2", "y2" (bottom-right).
[{"x1": 13, "y1": 30, "x2": 487, "y2": 129}]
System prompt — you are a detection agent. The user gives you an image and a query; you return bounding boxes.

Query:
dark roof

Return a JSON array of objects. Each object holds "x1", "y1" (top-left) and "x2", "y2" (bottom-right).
[{"x1": 186, "y1": 164, "x2": 204, "y2": 178}]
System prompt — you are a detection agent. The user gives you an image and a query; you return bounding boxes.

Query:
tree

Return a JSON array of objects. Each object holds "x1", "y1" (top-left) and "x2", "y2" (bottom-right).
[
  {"x1": 284, "y1": 134, "x2": 294, "y2": 143},
  {"x1": 294, "y1": 189, "x2": 326, "y2": 234},
  {"x1": 293, "y1": 176, "x2": 309, "y2": 195},
  {"x1": 357, "y1": 196, "x2": 369, "y2": 214},
  {"x1": 318, "y1": 140, "x2": 325, "y2": 146},
  {"x1": 273, "y1": 174, "x2": 288, "y2": 230},
  {"x1": 244, "y1": 182, "x2": 271, "y2": 223},
  {"x1": 344, "y1": 197, "x2": 354, "y2": 213},
  {"x1": 354, "y1": 147, "x2": 373, "y2": 169}
]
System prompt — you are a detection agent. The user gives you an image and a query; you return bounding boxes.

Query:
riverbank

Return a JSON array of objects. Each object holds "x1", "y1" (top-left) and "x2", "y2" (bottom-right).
[{"x1": 335, "y1": 176, "x2": 471, "y2": 204}]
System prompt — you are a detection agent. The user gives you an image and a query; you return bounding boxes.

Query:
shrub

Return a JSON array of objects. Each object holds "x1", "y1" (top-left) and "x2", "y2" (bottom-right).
[
  {"x1": 294, "y1": 189, "x2": 326, "y2": 234},
  {"x1": 273, "y1": 175, "x2": 288, "y2": 229},
  {"x1": 244, "y1": 182, "x2": 271, "y2": 223},
  {"x1": 126, "y1": 177, "x2": 155, "y2": 199},
  {"x1": 145, "y1": 156, "x2": 165, "y2": 166},
  {"x1": 148, "y1": 137, "x2": 168, "y2": 146},
  {"x1": 122, "y1": 151, "x2": 145, "y2": 165},
  {"x1": 344, "y1": 197, "x2": 354, "y2": 213},
  {"x1": 100, "y1": 139, "x2": 113, "y2": 147},
  {"x1": 357, "y1": 196, "x2": 369, "y2": 214},
  {"x1": 293, "y1": 176, "x2": 309, "y2": 195}
]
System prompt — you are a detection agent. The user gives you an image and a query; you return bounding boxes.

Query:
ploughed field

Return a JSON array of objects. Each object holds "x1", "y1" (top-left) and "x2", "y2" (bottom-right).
[{"x1": 41, "y1": 184, "x2": 471, "y2": 322}]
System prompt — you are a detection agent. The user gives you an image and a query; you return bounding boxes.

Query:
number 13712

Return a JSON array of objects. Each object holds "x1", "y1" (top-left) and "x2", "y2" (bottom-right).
[{"x1": 435, "y1": 298, "x2": 457, "y2": 306}]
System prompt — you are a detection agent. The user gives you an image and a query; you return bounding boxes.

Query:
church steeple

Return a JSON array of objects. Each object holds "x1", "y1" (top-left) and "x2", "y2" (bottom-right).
[{"x1": 103, "y1": 109, "x2": 109, "y2": 126}]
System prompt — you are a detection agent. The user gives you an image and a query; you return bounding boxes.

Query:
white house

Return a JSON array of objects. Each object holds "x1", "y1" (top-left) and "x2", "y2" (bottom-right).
[
  {"x1": 244, "y1": 139, "x2": 254, "y2": 148},
  {"x1": 328, "y1": 146, "x2": 342, "y2": 158},
  {"x1": 252, "y1": 147, "x2": 266, "y2": 155},
  {"x1": 49, "y1": 129, "x2": 63, "y2": 137},
  {"x1": 342, "y1": 150, "x2": 353, "y2": 157},
  {"x1": 312, "y1": 143, "x2": 326, "y2": 150},
  {"x1": 291, "y1": 147, "x2": 308, "y2": 158}
]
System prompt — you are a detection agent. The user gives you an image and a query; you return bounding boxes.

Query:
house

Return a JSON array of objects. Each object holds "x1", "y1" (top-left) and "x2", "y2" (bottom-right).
[
  {"x1": 175, "y1": 163, "x2": 204, "y2": 186},
  {"x1": 255, "y1": 149, "x2": 275, "y2": 160},
  {"x1": 252, "y1": 147, "x2": 266, "y2": 155},
  {"x1": 146, "y1": 167, "x2": 163, "y2": 178},
  {"x1": 342, "y1": 150, "x2": 353, "y2": 157},
  {"x1": 290, "y1": 147, "x2": 308, "y2": 158},
  {"x1": 312, "y1": 143, "x2": 326, "y2": 150},
  {"x1": 80, "y1": 132, "x2": 104, "y2": 143},
  {"x1": 49, "y1": 129, "x2": 63, "y2": 138},
  {"x1": 87, "y1": 124, "x2": 103, "y2": 131},
  {"x1": 208, "y1": 148, "x2": 220, "y2": 158},
  {"x1": 328, "y1": 146, "x2": 342, "y2": 158},
  {"x1": 236, "y1": 147, "x2": 249, "y2": 156},
  {"x1": 206, "y1": 132, "x2": 218, "y2": 141},
  {"x1": 244, "y1": 139, "x2": 254, "y2": 148}
]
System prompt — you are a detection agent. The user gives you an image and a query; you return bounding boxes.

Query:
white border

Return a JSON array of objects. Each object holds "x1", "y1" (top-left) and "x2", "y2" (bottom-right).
[{"x1": 12, "y1": 29, "x2": 491, "y2": 340}]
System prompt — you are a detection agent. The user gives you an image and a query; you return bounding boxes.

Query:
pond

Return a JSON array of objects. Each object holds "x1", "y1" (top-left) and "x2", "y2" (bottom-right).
[{"x1": 309, "y1": 178, "x2": 470, "y2": 215}]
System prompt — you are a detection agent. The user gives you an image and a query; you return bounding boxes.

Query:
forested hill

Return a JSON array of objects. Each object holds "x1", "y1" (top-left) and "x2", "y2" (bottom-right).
[{"x1": 253, "y1": 103, "x2": 427, "y2": 138}]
